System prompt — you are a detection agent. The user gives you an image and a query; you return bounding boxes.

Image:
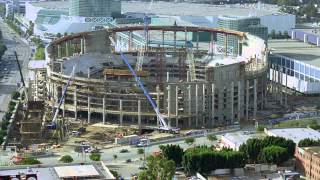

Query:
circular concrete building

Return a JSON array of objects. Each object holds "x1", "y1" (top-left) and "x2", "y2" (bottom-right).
[{"x1": 43, "y1": 25, "x2": 268, "y2": 129}]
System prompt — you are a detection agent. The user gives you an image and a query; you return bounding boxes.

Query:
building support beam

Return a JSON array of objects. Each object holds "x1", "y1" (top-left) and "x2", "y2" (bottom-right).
[
  {"x1": 253, "y1": 79, "x2": 257, "y2": 120},
  {"x1": 74, "y1": 89, "x2": 77, "y2": 121},
  {"x1": 88, "y1": 96, "x2": 91, "y2": 123},
  {"x1": 175, "y1": 86, "x2": 179, "y2": 128},
  {"x1": 237, "y1": 81, "x2": 241, "y2": 122},
  {"x1": 156, "y1": 85, "x2": 160, "y2": 127},
  {"x1": 57, "y1": 45, "x2": 61, "y2": 59},
  {"x1": 231, "y1": 82, "x2": 234, "y2": 124},
  {"x1": 103, "y1": 97, "x2": 106, "y2": 124},
  {"x1": 138, "y1": 100, "x2": 141, "y2": 131},
  {"x1": 188, "y1": 84, "x2": 192, "y2": 127},
  {"x1": 80, "y1": 38, "x2": 84, "y2": 54},
  {"x1": 119, "y1": 100, "x2": 123, "y2": 126},
  {"x1": 195, "y1": 84, "x2": 199, "y2": 127},
  {"x1": 246, "y1": 80, "x2": 249, "y2": 121},
  {"x1": 167, "y1": 85, "x2": 171, "y2": 127},
  {"x1": 65, "y1": 41, "x2": 69, "y2": 57},
  {"x1": 211, "y1": 83, "x2": 215, "y2": 127},
  {"x1": 202, "y1": 84, "x2": 206, "y2": 126}
]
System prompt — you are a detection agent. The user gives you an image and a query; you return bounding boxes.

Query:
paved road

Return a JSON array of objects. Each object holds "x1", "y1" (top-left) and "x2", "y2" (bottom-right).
[{"x1": 0, "y1": 20, "x2": 31, "y2": 121}]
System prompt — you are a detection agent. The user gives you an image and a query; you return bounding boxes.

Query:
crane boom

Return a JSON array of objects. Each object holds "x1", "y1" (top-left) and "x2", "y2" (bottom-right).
[
  {"x1": 51, "y1": 66, "x2": 75, "y2": 125},
  {"x1": 119, "y1": 53, "x2": 170, "y2": 130}
]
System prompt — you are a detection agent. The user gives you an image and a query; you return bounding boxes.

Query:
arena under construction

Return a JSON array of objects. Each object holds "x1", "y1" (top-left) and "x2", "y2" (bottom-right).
[{"x1": 33, "y1": 25, "x2": 268, "y2": 131}]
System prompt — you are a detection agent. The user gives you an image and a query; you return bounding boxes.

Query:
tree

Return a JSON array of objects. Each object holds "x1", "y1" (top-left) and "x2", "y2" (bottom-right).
[
  {"x1": 185, "y1": 137, "x2": 195, "y2": 146},
  {"x1": 159, "y1": 144, "x2": 184, "y2": 167},
  {"x1": 59, "y1": 155, "x2": 73, "y2": 163},
  {"x1": 138, "y1": 156, "x2": 175, "y2": 180},
  {"x1": 89, "y1": 152, "x2": 101, "y2": 161},
  {"x1": 258, "y1": 145, "x2": 289, "y2": 165},
  {"x1": 298, "y1": 138, "x2": 320, "y2": 147},
  {"x1": 137, "y1": 148, "x2": 144, "y2": 155},
  {"x1": 239, "y1": 138, "x2": 264, "y2": 163},
  {"x1": 182, "y1": 146, "x2": 246, "y2": 174},
  {"x1": 35, "y1": 47, "x2": 45, "y2": 60}
]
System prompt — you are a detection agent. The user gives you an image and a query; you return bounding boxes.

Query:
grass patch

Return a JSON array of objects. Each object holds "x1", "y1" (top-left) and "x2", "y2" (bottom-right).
[{"x1": 275, "y1": 118, "x2": 319, "y2": 129}]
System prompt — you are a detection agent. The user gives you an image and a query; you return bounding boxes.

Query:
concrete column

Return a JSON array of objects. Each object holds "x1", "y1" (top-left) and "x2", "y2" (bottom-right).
[
  {"x1": 128, "y1": 31, "x2": 132, "y2": 51},
  {"x1": 175, "y1": 86, "x2": 179, "y2": 127},
  {"x1": 211, "y1": 83, "x2": 215, "y2": 127},
  {"x1": 304, "y1": 34, "x2": 307, "y2": 43},
  {"x1": 138, "y1": 100, "x2": 141, "y2": 130},
  {"x1": 88, "y1": 96, "x2": 91, "y2": 123},
  {"x1": 102, "y1": 97, "x2": 106, "y2": 124},
  {"x1": 317, "y1": 37, "x2": 319, "y2": 47},
  {"x1": 188, "y1": 84, "x2": 192, "y2": 127},
  {"x1": 195, "y1": 84, "x2": 199, "y2": 127},
  {"x1": 167, "y1": 85, "x2": 171, "y2": 128},
  {"x1": 74, "y1": 89, "x2": 77, "y2": 120},
  {"x1": 156, "y1": 85, "x2": 160, "y2": 127},
  {"x1": 253, "y1": 79, "x2": 257, "y2": 119},
  {"x1": 187, "y1": 71, "x2": 190, "y2": 82},
  {"x1": 62, "y1": 86, "x2": 65, "y2": 117},
  {"x1": 285, "y1": 72, "x2": 288, "y2": 108},
  {"x1": 237, "y1": 81, "x2": 241, "y2": 122},
  {"x1": 230, "y1": 82, "x2": 234, "y2": 124},
  {"x1": 65, "y1": 41, "x2": 69, "y2": 57},
  {"x1": 80, "y1": 38, "x2": 84, "y2": 54},
  {"x1": 224, "y1": 34, "x2": 228, "y2": 56},
  {"x1": 87, "y1": 68, "x2": 90, "y2": 79},
  {"x1": 196, "y1": 31, "x2": 199, "y2": 51},
  {"x1": 174, "y1": 31, "x2": 177, "y2": 56},
  {"x1": 291, "y1": 30, "x2": 295, "y2": 39},
  {"x1": 246, "y1": 80, "x2": 249, "y2": 121},
  {"x1": 57, "y1": 44, "x2": 61, "y2": 59},
  {"x1": 83, "y1": 37, "x2": 86, "y2": 54},
  {"x1": 202, "y1": 84, "x2": 206, "y2": 126},
  {"x1": 166, "y1": 72, "x2": 170, "y2": 82},
  {"x1": 119, "y1": 100, "x2": 123, "y2": 126}
]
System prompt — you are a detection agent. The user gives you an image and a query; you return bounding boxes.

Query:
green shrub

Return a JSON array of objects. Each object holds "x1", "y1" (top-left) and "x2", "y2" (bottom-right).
[
  {"x1": 185, "y1": 137, "x2": 195, "y2": 145},
  {"x1": 120, "y1": 149, "x2": 129, "y2": 153},
  {"x1": 256, "y1": 125, "x2": 266, "y2": 132},
  {"x1": 298, "y1": 138, "x2": 320, "y2": 147},
  {"x1": 126, "y1": 159, "x2": 132, "y2": 163},
  {"x1": 137, "y1": 148, "x2": 144, "y2": 155},
  {"x1": 89, "y1": 152, "x2": 101, "y2": 161},
  {"x1": 20, "y1": 157, "x2": 41, "y2": 165},
  {"x1": 159, "y1": 144, "x2": 184, "y2": 167},
  {"x1": 59, "y1": 155, "x2": 73, "y2": 163}
]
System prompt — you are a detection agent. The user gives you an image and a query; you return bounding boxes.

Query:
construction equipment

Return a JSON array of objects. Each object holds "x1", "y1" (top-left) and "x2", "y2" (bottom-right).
[
  {"x1": 134, "y1": 0, "x2": 153, "y2": 72},
  {"x1": 14, "y1": 51, "x2": 28, "y2": 102},
  {"x1": 120, "y1": 53, "x2": 180, "y2": 134},
  {"x1": 186, "y1": 41, "x2": 196, "y2": 81},
  {"x1": 47, "y1": 66, "x2": 76, "y2": 130}
]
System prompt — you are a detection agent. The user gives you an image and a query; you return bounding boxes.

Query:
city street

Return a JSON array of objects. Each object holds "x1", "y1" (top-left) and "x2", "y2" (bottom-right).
[{"x1": 0, "y1": 20, "x2": 31, "y2": 121}]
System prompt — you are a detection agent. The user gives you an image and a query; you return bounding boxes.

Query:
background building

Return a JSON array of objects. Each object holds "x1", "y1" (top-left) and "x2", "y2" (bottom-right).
[
  {"x1": 217, "y1": 16, "x2": 268, "y2": 55},
  {"x1": 69, "y1": 0, "x2": 121, "y2": 18},
  {"x1": 296, "y1": 146, "x2": 320, "y2": 180},
  {"x1": 269, "y1": 39, "x2": 320, "y2": 94}
]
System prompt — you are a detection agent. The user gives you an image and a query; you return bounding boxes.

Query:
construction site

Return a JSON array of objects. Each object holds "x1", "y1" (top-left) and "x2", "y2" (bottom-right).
[{"x1": 5, "y1": 25, "x2": 270, "y2": 148}]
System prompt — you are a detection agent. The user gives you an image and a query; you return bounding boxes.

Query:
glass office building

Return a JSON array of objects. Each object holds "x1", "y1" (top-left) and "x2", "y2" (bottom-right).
[
  {"x1": 269, "y1": 54, "x2": 320, "y2": 94},
  {"x1": 69, "y1": 0, "x2": 121, "y2": 17},
  {"x1": 217, "y1": 16, "x2": 268, "y2": 55}
]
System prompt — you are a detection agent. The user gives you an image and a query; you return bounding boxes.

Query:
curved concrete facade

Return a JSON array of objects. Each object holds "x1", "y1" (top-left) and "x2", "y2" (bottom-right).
[{"x1": 43, "y1": 26, "x2": 268, "y2": 129}]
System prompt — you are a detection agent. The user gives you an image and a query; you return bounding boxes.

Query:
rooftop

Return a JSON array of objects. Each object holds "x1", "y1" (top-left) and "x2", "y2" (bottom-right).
[
  {"x1": 265, "y1": 128, "x2": 320, "y2": 144},
  {"x1": 122, "y1": 1, "x2": 281, "y2": 17},
  {"x1": 54, "y1": 165, "x2": 100, "y2": 179},
  {"x1": 303, "y1": 146, "x2": 320, "y2": 155},
  {"x1": 294, "y1": 28, "x2": 320, "y2": 37},
  {"x1": 30, "y1": 1, "x2": 69, "y2": 11},
  {"x1": 222, "y1": 131, "x2": 263, "y2": 146},
  {"x1": 269, "y1": 39, "x2": 320, "y2": 67}
]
